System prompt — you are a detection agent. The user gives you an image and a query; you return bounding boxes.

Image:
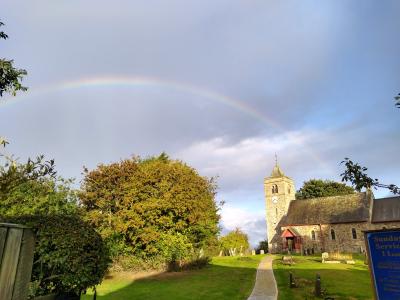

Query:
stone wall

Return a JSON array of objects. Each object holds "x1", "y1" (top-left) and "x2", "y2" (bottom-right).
[{"x1": 281, "y1": 221, "x2": 400, "y2": 254}]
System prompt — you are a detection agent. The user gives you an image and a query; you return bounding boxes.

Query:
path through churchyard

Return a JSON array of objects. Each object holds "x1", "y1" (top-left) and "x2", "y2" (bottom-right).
[{"x1": 247, "y1": 256, "x2": 277, "y2": 300}]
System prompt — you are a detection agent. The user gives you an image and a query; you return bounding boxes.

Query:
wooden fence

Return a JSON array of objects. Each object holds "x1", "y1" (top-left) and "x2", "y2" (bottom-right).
[{"x1": 0, "y1": 223, "x2": 35, "y2": 300}]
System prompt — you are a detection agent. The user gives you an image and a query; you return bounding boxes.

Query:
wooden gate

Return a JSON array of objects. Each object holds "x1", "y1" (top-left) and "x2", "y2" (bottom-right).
[{"x1": 0, "y1": 223, "x2": 35, "y2": 300}]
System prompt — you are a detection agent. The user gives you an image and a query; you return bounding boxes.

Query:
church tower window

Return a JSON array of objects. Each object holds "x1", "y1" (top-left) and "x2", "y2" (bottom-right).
[
  {"x1": 352, "y1": 228, "x2": 357, "y2": 239},
  {"x1": 272, "y1": 184, "x2": 278, "y2": 194},
  {"x1": 311, "y1": 230, "x2": 316, "y2": 240},
  {"x1": 331, "y1": 229, "x2": 336, "y2": 240}
]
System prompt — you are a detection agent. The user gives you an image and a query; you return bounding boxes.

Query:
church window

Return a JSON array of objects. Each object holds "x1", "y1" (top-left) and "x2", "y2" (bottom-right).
[
  {"x1": 351, "y1": 228, "x2": 357, "y2": 239},
  {"x1": 272, "y1": 184, "x2": 278, "y2": 194},
  {"x1": 331, "y1": 229, "x2": 336, "y2": 240},
  {"x1": 275, "y1": 208, "x2": 278, "y2": 218},
  {"x1": 311, "y1": 230, "x2": 316, "y2": 240}
]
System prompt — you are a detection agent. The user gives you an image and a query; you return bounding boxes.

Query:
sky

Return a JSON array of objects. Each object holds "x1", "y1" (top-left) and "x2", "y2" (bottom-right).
[{"x1": 1, "y1": 1, "x2": 399, "y2": 246}]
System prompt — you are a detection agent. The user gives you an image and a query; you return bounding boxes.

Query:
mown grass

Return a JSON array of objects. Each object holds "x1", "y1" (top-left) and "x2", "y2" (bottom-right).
[
  {"x1": 273, "y1": 254, "x2": 373, "y2": 300},
  {"x1": 81, "y1": 255, "x2": 265, "y2": 300}
]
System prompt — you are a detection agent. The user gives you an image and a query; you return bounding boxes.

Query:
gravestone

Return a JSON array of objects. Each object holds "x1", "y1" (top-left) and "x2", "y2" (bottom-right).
[
  {"x1": 251, "y1": 249, "x2": 256, "y2": 255},
  {"x1": 0, "y1": 223, "x2": 35, "y2": 300},
  {"x1": 321, "y1": 252, "x2": 329, "y2": 263},
  {"x1": 260, "y1": 250, "x2": 265, "y2": 255}
]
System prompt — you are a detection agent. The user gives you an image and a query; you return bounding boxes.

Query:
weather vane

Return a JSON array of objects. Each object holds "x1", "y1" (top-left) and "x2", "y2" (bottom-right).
[{"x1": 274, "y1": 153, "x2": 278, "y2": 166}]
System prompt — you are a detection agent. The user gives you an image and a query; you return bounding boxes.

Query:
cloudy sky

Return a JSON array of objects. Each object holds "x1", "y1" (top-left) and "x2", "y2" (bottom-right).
[{"x1": 1, "y1": 1, "x2": 399, "y2": 246}]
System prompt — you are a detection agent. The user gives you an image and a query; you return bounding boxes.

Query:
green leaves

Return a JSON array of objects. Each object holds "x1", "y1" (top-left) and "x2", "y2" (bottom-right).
[
  {"x1": 220, "y1": 228, "x2": 250, "y2": 253},
  {"x1": 0, "y1": 21, "x2": 28, "y2": 97},
  {"x1": 296, "y1": 178, "x2": 354, "y2": 200},
  {"x1": 340, "y1": 158, "x2": 399, "y2": 194},
  {"x1": 80, "y1": 154, "x2": 220, "y2": 262},
  {"x1": 3, "y1": 215, "x2": 110, "y2": 296}
]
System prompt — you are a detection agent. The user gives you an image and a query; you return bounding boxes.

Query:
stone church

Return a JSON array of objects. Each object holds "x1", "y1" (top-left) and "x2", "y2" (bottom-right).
[{"x1": 265, "y1": 162, "x2": 400, "y2": 254}]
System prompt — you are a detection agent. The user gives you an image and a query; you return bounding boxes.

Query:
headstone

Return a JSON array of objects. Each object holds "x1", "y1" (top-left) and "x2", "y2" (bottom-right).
[
  {"x1": 321, "y1": 252, "x2": 329, "y2": 263},
  {"x1": 219, "y1": 250, "x2": 223, "y2": 257},
  {"x1": 260, "y1": 250, "x2": 265, "y2": 255},
  {"x1": 251, "y1": 249, "x2": 256, "y2": 255}
]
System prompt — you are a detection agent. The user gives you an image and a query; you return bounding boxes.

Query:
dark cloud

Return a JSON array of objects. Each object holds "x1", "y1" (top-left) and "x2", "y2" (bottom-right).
[{"x1": 1, "y1": 1, "x2": 399, "y2": 244}]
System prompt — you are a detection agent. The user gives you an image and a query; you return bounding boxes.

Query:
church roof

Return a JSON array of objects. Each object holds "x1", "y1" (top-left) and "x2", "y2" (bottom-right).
[
  {"x1": 282, "y1": 192, "x2": 371, "y2": 225},
  {"x1": 371, "y1": 196, "x2": 400, "y2": 223},
  {"x1": 270, "y1": 164, "x2": 285, "y2": 178}
]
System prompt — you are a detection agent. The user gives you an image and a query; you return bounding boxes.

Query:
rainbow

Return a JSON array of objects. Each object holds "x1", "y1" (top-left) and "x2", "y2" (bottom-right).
[{"x1": 0, "y1": 75, "x2": 333, "y2": 174}]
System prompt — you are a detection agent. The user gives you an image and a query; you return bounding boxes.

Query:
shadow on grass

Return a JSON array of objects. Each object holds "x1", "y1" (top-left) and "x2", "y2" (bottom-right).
[{"x1": 81, "y1": 263, "x2": 260, "y2": 300}]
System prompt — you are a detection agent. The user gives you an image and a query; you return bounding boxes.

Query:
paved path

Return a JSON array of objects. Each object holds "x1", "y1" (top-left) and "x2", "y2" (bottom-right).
[{"x1": 247, "y1": 256, "x2": 278, "y2": 300}]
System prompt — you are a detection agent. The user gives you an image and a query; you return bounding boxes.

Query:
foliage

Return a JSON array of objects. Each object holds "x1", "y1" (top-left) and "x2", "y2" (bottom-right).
[
  {"x1": 79, "y1": 153, "x2": 220, "y2": 262},
  {"x1": 295, "y1": 179, "x2": 355, "y2": 200},
  {"x1": 341, "y1": 158, "x2": 399, "y2": 195},
  {"x1": 1, "y1": 214, "x2": 110, "y2": 297},
  {"x1": 0, "y1": 21, "x2": 27, "y2": 97},
  {"x1": 0, "y1": 154, "x2": 78, "y2": 217},
  {"x1": 82, "y1": 255, "x2": 264, "y2": 300},
  {"x1": 256, "y1": 240, "x2": 268, "y2": 253},
  {"x1": 219, "y1": 228, "x2": 250, "y2": 254}
]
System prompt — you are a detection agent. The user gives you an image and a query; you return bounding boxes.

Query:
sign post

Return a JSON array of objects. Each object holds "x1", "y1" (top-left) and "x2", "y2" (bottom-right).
[{"x1": 364, "y1": 229, "x2": 400, "y2": 300}]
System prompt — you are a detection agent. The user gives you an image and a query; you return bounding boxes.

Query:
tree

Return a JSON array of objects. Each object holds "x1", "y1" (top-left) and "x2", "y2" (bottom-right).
[
  {"x1": 0, "y1": 21, "x2": 27, "y2": 97},
  {"x1": 256, "y1": 240, "x2": 268, "y2": 253},
  {"x1": 79, "y1": 153, "x2": 220, "y2": 261},
  {"x1": 219, "y1": 228, "x2": 250, "y2": 255},
  {"x1": 340, "y1": 158, "x2": 399, "y2": 195},
  {"x1": 3, "y1": 214, "x2": 110, "y2": 297},
  {"x1": 295, "y1": 179, "x2": 354, "y2": 200},
  {"x1": 340, "y1": 94, "x2": 399, "y2": 195},
  {"x1": 0, "y1": 154, "x2": 78, "y2": 217}
]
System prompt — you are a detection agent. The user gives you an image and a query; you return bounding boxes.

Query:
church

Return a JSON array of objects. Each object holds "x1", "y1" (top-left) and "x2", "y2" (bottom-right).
[{"x1": 264, "y1": 162, "x2": 400, "y2": 254}]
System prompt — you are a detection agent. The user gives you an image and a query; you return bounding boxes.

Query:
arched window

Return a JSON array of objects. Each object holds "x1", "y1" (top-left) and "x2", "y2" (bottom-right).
[
  {"x1": 311, "y1": 230, "x2": 316, "y2": 240},
  {"x1": 331, "y1": 229, "x2": 336, "y2": 240},
  {"x1": 351, "y1": 228, "x2": 357, "y2": 239},
  {"x1": 272, "y1": 184, "x2": 278, "y2": 194}
]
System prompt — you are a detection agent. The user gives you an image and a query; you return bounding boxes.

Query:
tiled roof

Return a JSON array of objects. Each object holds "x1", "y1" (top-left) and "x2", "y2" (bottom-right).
[{"x1": 282, "y1": 192, "x2": 370, "y2": 225}]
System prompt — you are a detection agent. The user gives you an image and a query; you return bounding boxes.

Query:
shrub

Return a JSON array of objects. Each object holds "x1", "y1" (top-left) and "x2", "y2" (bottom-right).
[
  {"x1": 79, "y1": 154, "x2": 220, "y2": 261},
  {"x1": 2, "y1": 214, "x2": 110, "y2": 297}
]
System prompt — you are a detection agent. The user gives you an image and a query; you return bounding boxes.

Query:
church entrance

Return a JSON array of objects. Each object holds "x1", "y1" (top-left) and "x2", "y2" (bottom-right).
[{"x1": 281, "y1": 228, "x2": 302, "y2": 253}]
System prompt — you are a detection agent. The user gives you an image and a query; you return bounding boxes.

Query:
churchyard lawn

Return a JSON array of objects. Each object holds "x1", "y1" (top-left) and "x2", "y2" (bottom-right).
[
  {"x1": 82, "y1": 255, "x2": 265, "y2": 300},
  {"x1": 273, "y1": 254, "x2": 373, "y2": 300}
]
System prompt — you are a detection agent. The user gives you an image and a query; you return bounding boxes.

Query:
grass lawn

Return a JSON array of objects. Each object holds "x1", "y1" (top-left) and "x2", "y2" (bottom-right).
[
  {"x1": 273, "y1": 254, "x2": 373, "y2": 300},
  {"x1": 82, "y1": 255, "x2": 265, "y2": 300}
]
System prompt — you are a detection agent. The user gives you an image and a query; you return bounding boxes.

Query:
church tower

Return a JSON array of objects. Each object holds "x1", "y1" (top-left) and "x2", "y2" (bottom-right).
[{"x1": 264, "y1": 158, "x2": 295, "y2": 253}]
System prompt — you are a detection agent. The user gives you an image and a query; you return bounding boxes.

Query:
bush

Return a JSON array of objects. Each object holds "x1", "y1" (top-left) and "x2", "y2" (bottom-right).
[
  {"x1": 79, "y1": 154, "x2": 220, "y2": 261},
  {"x1": 2, "y1": 214, "x2": 110, "y2": 297}
]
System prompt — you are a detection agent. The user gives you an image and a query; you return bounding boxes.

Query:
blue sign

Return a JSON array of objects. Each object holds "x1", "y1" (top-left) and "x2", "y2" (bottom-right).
[{"x1": 366, "y1": 230, "x2": 400, "y2": 300}]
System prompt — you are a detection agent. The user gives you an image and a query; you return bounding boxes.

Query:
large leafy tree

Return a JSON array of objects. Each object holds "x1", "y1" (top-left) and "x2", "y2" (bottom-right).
[
  {"x1": 296, "y1": 179, "x2": 354, "y2": 200},
  {"x1": 79, "y1": 153, "x2": 220, "y2": 259}
]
